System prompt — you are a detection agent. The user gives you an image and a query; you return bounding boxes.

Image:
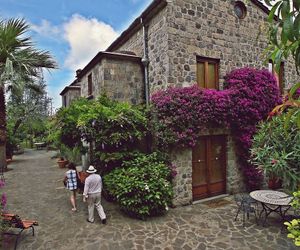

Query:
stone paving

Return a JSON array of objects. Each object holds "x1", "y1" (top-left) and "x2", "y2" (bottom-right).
[{"x1": 2, "y1": 149, "x2": 297, "y2": 250}]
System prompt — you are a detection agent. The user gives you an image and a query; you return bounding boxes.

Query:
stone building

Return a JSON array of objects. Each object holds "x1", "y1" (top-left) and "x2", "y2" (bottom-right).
[
  {"x1": 60, "y1": 81, "x2": 81, "y2": 108},
  {"x1": 60, "y1": 0, "x2": 298, "y2": 206}
]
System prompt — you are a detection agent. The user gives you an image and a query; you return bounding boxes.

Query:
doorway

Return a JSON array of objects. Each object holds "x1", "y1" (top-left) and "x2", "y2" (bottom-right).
[{"x1": 192, "y1": 135, "x2": 227, "y2": 200}]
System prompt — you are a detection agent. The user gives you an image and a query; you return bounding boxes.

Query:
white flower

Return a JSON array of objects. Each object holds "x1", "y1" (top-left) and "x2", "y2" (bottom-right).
[
  {"x1": 145, "y1": 184, "x2": 149, "y2": 191},
  {"x1": 165, "y1": 206, "x2": 169, "y2": 211}
]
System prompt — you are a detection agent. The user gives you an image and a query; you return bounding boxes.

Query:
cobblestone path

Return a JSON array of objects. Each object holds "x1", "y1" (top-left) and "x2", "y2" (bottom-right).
[{"x1": 2, "y1": 149, "x2": 297, "y2": 250}]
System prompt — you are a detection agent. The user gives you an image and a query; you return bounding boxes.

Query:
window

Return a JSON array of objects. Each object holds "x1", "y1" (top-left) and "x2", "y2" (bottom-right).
[
  {"x1": 88, "y1": 73, "x2": 93, "y2": 96},
  {"x1": 63, "y1": 95, "x2": 67, "y2": 107},
  {"x1": 234, "y1": 1, "x2": 247, "y2": 19},
  {"x1": 197, "y1": 57, "x2": 219, "y2": 89},
  {"x1": 268, "y1": 60, "x2": 284, "y2": 94}
]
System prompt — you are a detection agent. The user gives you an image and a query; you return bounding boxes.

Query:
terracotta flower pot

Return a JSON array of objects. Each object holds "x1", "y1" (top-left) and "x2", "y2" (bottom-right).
[
  {"x1": 268, "y1": 177, "x2": 282, "y2": 190},
  {"x1": 57, "y1": 159, "x2": 68, "y2": 168}
]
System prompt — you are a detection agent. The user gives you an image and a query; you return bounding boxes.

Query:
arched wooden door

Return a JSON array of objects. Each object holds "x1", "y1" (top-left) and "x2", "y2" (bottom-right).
[{"x1": 192, "y1": 135, "x2": 227, "y2": 200}]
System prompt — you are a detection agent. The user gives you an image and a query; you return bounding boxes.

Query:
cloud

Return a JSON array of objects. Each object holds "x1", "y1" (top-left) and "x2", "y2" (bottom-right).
[
  {"x1": 31, "y1": 20, "x2": 61, "y2": 40},
  {"x1": 63, "y1": 14, "x2": 118, "y2": 71}
]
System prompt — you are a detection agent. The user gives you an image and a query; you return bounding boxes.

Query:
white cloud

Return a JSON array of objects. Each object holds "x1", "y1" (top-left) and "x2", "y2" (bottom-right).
[
  {"x1": 31, "y1": 20, "x2": 61, "y2": 40},
  {"x1": 63, "y1": 14, "x2": 118, "y2": 71}
]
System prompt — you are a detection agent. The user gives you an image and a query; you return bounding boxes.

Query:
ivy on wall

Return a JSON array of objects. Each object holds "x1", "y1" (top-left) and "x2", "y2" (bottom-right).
[{"x1": 151, "y1": 67, "x2": 281, "y2": 190}]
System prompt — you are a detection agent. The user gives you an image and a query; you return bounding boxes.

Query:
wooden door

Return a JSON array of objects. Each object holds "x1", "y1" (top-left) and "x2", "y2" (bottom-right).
[{"x1": 192, "y1": 135, "x2": 226, "y2": 200}]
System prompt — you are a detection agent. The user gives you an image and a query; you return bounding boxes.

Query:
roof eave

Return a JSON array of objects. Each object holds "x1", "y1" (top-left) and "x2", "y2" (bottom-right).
[{"x1": 106, "y1": 0, "x2": 168, "y2": 52}]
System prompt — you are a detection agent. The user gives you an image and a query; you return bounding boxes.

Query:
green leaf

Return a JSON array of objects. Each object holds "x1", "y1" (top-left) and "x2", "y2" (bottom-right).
[
  {"x1": 270, "y1": 24, "x2": 279, "y2": 46},
  {"x1": 264, "y1": 0, "x2": 273, "y2": 7},
  {"x1": 268, "y1": 2, "x2": 282, "y2": 22},
  {"x1": 282, "y1": 15, "x2": 295, "y2": 42},
  {"x1": 293, "y1": 0, "x2": 300, "y2": 11},
  {"x1": 289, "y1": 82, "x2": 300, "y2": 99},
  {"x1": 281, "y1": 1, "x2": 291, "y2": 20},
  {"x1": 294, "y1": 13, "x2": 300, "y2": 39}
]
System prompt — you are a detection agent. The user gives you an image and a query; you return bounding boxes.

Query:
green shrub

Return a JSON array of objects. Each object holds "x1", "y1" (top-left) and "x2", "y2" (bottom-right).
[
  {"x1": 77, "y1": 95, "x2": 148, "y2": 172},
  {"x1": 284, "y1": 191, "x2": 300, "y2": 247},
  {"x1": 103, "y1": 153, "x2": 173, "y2": 219},
  {"x1": 250, "y1": 113, "x2": 300, "y2": 191}
]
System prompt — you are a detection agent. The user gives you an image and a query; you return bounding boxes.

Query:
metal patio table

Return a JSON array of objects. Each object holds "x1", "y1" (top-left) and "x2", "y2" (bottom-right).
[{"x1": 250, "y1": 190, "x2": 293, "y2": 226}]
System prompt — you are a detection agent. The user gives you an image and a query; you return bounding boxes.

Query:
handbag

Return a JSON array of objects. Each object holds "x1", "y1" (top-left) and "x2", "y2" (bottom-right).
[{"x1": 63, "y1": 177, "x2": 67, "y2": 187}]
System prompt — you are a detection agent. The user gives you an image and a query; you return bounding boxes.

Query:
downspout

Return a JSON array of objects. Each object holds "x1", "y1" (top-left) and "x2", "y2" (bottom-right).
[{"x1": 141, "y1": 18, "x2": 150, "y2": 107}]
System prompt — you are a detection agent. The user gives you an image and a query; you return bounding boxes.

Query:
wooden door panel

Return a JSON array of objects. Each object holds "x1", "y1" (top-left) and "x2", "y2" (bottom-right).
[
  {"x1": 210, "y1": 182, "x2": 225, "y2": 196},
  {"x1": 193, "y1": 185, "x2": 209, "y2": 200},
  {"x1": 210, "y1": 136, "x2": 225, "y2": 184},
  {"x1": 192, "y1": 135, "x2": 226, "y2": 201},
  {"x1": 192, "y1": 139, "x2": 206, "y2": 187}
]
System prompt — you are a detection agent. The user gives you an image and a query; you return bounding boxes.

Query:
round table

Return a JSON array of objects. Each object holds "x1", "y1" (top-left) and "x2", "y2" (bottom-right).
[{"x1": 250, "y1": 190, "x2": 293, "y2": 226}]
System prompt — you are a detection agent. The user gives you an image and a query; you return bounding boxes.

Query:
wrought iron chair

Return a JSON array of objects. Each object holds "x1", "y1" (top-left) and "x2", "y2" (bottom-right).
[{"x1": 234, "y1": 193, "x2": 258, "y2": 227}]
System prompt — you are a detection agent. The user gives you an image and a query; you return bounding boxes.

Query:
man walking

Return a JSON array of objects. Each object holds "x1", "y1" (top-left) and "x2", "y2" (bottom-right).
[{"x1": 83, "y1": 165, "x2": 107, "y2": 224}]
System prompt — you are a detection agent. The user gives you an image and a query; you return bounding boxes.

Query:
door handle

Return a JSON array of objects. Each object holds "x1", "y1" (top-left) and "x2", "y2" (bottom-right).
[
  {"x1": 215, "y1": 157, "x2": 219, "y2": 160},
  {"x1": 198, "y1": 160, "x2": 204, "y2": 162}
]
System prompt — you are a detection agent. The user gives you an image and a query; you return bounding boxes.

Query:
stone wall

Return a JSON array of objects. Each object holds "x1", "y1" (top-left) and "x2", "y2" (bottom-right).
[
  {"x1": 164, "y1": 0, "x2": 298, "y2": 91},
  {"x1": 170, "y1": 148, "x2": 193, "y2": 206},
  {"x1": 62, "y1": 88, "x2": 80, "y2": 107},
  {"x1": 80, "y1": 55, "x2": 144, "y2": 105},
  {"x1": 100, "y1": 58, "x2": 144, "y2": 104},
  {"x1": 170, "y1": 129, "x2": 244, "y2": 206},
  {"x1": 111, "y1": 0, "x2": 298, "y2": 92},
  {"x1": 113, "y1": 5, "x2": 171, "y2": 93}
]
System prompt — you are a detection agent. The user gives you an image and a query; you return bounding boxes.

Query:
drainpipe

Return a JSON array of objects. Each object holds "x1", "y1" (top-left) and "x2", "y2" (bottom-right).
[{"x1": 141, "y1": 18, "x2": 150, "y2": 107}]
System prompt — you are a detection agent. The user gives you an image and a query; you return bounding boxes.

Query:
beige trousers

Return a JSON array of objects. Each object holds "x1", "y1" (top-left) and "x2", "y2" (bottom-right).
[{"x1": 87, "y1": 192, "x2": 106, "y2": 222}]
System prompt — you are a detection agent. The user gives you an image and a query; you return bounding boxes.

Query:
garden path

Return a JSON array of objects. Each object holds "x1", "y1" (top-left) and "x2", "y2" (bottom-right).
[{"x1": 3, "y1": 149, "x2": 297, "y2": 250}]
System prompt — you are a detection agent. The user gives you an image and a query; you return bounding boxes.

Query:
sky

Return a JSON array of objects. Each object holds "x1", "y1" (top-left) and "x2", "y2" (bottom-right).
[{"x1": 0, "y1": 0, "x2": 152, "y2": 110}]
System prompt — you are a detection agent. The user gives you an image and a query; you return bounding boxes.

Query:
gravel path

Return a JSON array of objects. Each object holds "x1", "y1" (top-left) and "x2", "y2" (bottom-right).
[{"x1": 2, "y1": 149, "x2": 297, "y2": 250}]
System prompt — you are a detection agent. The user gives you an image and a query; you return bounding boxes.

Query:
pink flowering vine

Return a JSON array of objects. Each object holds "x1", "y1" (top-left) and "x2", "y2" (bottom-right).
[{"x1": 151, "y1": 67, "x2": 281, "y2": 190}]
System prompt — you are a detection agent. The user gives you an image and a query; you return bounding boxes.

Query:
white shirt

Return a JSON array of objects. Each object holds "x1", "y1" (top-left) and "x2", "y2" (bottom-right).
[{"x1": 83, "y1": 173, "x2": 102, "y2": 197}]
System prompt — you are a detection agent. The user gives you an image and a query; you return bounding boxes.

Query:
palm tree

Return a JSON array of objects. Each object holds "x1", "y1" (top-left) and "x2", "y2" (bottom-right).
[{"x1": 0, "y1": 18, "x2": 57, "y2": 170}]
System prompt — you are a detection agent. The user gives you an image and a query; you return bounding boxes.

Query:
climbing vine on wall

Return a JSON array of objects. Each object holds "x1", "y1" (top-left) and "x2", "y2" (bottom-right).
[{"x1": 151, "y1": 67, "x2": 281, "y2": 190}]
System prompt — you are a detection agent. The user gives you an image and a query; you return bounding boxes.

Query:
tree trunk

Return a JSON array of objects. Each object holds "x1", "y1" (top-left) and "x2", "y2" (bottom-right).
[{"x1": 0, "y1": 86, "x2": 7, "y2": 172}]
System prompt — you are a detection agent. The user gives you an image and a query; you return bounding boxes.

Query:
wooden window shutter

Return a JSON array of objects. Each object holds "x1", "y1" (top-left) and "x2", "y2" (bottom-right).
[{"x1": 197, "y1": 57, "x2": 219, "y2": 89}]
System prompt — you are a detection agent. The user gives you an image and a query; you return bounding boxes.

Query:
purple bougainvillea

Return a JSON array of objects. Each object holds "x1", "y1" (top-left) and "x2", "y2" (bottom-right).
[{"x1": 151, "y1": 67, "x2": 281, "y2": 190}]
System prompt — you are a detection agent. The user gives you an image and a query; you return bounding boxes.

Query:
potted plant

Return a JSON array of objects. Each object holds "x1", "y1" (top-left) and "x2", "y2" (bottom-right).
[
  {"x1": 57, "y1": 156, "x2": 68, "y2": 168},
  {"x1": 268, "y1": 173, "x2": 282, "y2": 190},
  {"x1": 56, "y1": 144, "x2": 69, "y2": 168},
  {"x1": 250, "y1": 114, "x2": 300, "y2": 191}
]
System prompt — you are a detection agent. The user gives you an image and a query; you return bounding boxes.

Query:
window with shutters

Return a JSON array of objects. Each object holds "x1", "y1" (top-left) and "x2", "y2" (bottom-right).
[{"x1": 196, "y1": 57, "x2": 219, "y2": 89}]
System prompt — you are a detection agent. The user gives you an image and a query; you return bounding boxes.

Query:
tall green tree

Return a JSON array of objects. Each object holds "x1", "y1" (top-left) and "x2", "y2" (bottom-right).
[
  {"x1": 0, "y1": 18, "x2": 57, "y2": 169},
  {"x1": 6, "y1": 75, "x2": 52, "y2": 150}
]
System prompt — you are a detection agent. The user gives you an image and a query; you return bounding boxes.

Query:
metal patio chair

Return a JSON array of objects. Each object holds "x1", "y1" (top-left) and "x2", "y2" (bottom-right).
[{"x1": 234, "y1": 193, "x2": 258, "y2": 227}]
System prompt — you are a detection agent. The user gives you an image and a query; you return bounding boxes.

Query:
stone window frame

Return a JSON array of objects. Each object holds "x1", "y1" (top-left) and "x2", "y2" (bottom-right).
[
  {"x1": 196, "y1": 56, "x2": 220, "y2": 90},
  {"x1": 234, "y1": 1, "x2": 247, "y2": 19}
]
